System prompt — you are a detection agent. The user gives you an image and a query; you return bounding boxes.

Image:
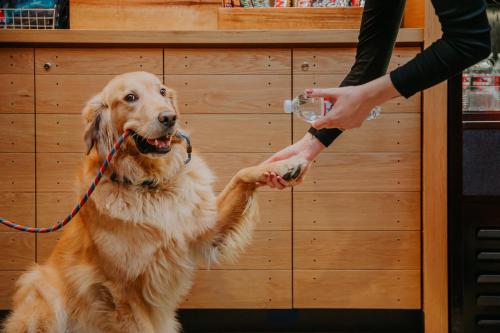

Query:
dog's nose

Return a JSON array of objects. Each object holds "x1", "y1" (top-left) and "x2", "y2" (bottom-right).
[{"x1": 158, "y1": 112, "x2": 177, "y2": 127}]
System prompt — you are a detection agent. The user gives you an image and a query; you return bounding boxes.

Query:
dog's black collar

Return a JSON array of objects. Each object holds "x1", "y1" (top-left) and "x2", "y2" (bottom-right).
[{"x1": 109, "y1": 172, "x2": 158, "y2": 189}]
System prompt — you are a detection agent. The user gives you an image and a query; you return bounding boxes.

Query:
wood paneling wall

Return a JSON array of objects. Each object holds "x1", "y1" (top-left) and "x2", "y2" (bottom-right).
[
  {"x1": 292, "y1": 47, "x2": 421, "y2": 309},
  {"x1": 0, "y1": 48, "x2": 35, "y2": 309},
  {"x1": 0, "y1": 47, "x2": 422, "y2": 310}
]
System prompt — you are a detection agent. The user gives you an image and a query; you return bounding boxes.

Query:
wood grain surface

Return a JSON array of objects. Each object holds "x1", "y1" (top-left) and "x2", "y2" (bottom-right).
[
  {"x1": 293, "y1": 192, "x2": 420, "y2": 231},
  {"x1": 294, "y1": 269, "x2": 420, "y2": 309},
  {"x1": 0, "y1": 74, "x2": 35, "y2": 113}
]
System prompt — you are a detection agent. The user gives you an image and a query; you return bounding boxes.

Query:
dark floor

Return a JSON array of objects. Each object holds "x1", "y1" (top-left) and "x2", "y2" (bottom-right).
[{"x1": 0, "y1": 309, "x2": 422, "y2": 333}]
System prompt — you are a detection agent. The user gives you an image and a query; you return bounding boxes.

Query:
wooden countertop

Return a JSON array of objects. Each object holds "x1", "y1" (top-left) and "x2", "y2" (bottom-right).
[{"x1": 0, "y1": 29, "x2": 423, "y2": 46}]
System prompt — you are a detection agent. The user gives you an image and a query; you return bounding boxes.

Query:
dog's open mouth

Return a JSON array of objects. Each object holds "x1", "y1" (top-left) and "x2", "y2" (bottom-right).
[{"x1": 131, "y1": 131, "x2": 173, "y2": 154}]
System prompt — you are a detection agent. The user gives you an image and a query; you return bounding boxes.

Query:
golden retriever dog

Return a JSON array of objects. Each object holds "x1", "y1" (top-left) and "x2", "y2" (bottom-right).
[{"x1": 3, "y1": 71, "x2": 306, "y2": 333}]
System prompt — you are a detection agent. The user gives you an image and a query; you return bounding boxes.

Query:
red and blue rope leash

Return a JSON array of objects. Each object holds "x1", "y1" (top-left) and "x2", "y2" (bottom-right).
[{"x1": 0, "y1": 130, "x2": 131, "y2": 233}]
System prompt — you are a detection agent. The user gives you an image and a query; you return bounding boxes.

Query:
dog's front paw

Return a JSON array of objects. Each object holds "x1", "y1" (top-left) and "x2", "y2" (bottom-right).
[{"x1": 267, "y1": 156, "x2": 309, "y2": 182}]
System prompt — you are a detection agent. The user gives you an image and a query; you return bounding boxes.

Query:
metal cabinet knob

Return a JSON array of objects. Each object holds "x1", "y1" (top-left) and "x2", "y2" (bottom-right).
[
  {"x1": 301, "y1": 62, "x2": 310, "y2": 71},
  {"x1": 43, "y1": 63, "x2": 52, "y2": 71}
]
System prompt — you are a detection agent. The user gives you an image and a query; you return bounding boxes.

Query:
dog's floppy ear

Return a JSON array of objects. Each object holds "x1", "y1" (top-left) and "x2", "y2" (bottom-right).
[{"x1": 82, "y1": 93, "x2": 114, "y2": 157}]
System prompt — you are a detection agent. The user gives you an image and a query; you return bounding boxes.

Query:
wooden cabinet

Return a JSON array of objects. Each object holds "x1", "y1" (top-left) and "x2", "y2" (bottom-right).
[
  {"x1": 0, "y1": 46, "x2": 421, "y2": 310},
  {"x1": 0, "y1": 48, "x2": 36, "y2": 309}
]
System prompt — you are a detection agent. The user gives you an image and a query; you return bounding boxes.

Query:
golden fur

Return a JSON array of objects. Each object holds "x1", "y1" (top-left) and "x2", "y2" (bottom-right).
[{"x1": 3, "y1": 72, "x2": 306, "y2": 333}]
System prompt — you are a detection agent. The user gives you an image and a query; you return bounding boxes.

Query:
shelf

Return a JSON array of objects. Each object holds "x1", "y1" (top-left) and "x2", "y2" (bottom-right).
[{"x1": 218, "y1": 7, "x2": 363, "y2": 30}]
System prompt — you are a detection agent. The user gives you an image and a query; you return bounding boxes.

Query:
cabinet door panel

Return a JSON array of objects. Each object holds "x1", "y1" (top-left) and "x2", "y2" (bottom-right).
[
  {"x1": 0, "y1": 49, "x2": 33, "y2": 74},
  {"x1": 199, "y1": 231, "x2": 291, "y2": 270},
  {"x1": 0, "y1": 153, "x2": 35, "y2": 192},
  {"x1": 294, "y1": 231, "x2": 420, "y2": 269},
  {"x1": 0, "y1": 114, "x2": 34, "y2": 152},
  {"x1": 0, "y1": 193, "x2": 35, "y2": 231},
  {"x1": 35, "y1": 49, "x2": 163, "y2": 74},
  {"x1": 36, "y1": 153, "x2": 83, "y2": 192},
  {"x1": 183, "y1": 114, "x2": 291, "y2": 152},
  {"x1": 36, "y1": 75, "x2": 114, "y2": 113},
  {"x1": 0, "y1": 233, "x2": 35, "y2": 270},
  {"x1": 182, "y1": 270, "x2": 292, "y2": 308},
  {"x1": 294, "y1": 113, "x2": 420, "y2": 152},
  {"x1": 0, "y1": 74, "x2": 34, "y2": 113},
  {"x1": 297, "y1": 153, "x2": 420, "y2": 192},
  {"x1": 294, "y1": 192, "x2": 420, "y2": 231},
  {"x1": 293, "y1": 47, "x2": 419, "y2": 74},
  {"x1": 165, "y1": 49, "x2": 291, "y2": 74},
  {"x1": 294, "y1": 270, "x2": 420, "y2": 309},
  {"x1": 165, "y1": 75, "x2": 291, "y2": 114},
  {"x1": 0, "y1": 271, "x2": 24, "y2": 309}
]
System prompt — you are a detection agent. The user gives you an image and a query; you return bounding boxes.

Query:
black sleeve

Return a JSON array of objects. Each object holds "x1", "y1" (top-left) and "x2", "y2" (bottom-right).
[
  {"x1": 309, "y1": 0, "x2": 492, "y2": 147},
  {"x1": 309, "y1": 0, "x2": 406, "y2": 147},
  {"x1": 391, "y1": 0, "x2": 491, "y2": 98}
]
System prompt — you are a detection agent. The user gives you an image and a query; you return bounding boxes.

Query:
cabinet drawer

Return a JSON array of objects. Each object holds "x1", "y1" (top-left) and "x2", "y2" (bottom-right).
[
  {"x1": 294, "y1": 113, "x2": 420, "y2": 152},
  {"x1": 199, "y1": 231, "x2": 291, "y2": 270},
  {"x1": 36, "y1": 115, "x2": 85, "y2": 152},
  {"x1": 294, "y1": 270, "x2": 420, "y2": 309},
  {"x1": 0, "y1": 233, "x2": 35, "y2": 270},
  {"x1": 294, "y1": 231, "x2": 420, "y2": 270},
  {"x1": 0, "y1": 48, "x2": 34, "y2": 74},
  {"x1": 183, "y1": 114, "x2": 291, "y2": 152},
  {"x1": 165, "y1": 49, "x2": 291, "y2": 74},
  {"x1": 182, "y1": 270, "x2": 291, "y2": 308},
  {"x1": 36, "y1": 75, "x2": 114, "y2": 113},
  {"x1": 0, "y1": 271, "x2": 24, "y2": 309},
  {"x1": 165, "y1": 75, "x2": 291, "y2": 114},
  {"x1": 36, "y1": 232, "x2": 61, "y2": 263},
  {"x1": 0, "y1": 114, "x2": 35, "y2": 152},
  {"x1": 0, "y1": 74, "x2": 34, "y2": 113},
  {"x1": 0, "y1": 153, "x2": 35, "y2": 192},
  {"x1": 36, "y1": 192, "x2": 77, "y2": 228},
  {"x1": 296, "y1": 153, "x2": 420, "y2": 192},
  {"x1": 293, "y1": 74, "x2": 421, "y2": 113},
  {"x1": 200, "y1": 153, "x2": 290, "y2": 192},
  {"x1": 293, "y1": 47, "x2": 419, "y2": 74},
  {"x1": 0, "y1": 193, "x2": 35, "y2": 231},
  {"x1": 294, "y1": 192, "x2": 420, "y2": 231},
  {"x1": 36, "y1": 153, "x2": 83, "y2": 192},
  {"x1": 256, "y1": 192, "x2": 291, "y2": 230},
  {"x1": 35, "y1": 49, "x2": 163, "y2": 74}
]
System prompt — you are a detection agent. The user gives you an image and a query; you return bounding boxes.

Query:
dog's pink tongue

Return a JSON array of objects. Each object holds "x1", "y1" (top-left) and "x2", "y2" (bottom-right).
[{"x1": 147, "y1": 136, "x2": 172, "y2": 149}]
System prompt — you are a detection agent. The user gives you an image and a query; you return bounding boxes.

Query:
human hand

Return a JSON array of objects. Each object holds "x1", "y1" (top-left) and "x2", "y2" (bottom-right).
[
  {"x1": 308, "y1": 74, "x2": 401, "y2": 130},
  {"x1": 256, "y1": 132, "x2": 325, "y2": 189}
]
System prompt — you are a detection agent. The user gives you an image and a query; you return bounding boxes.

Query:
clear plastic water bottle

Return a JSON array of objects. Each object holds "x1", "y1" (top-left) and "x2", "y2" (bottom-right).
[
  {"x1": 283, "y1": 93, "x2": 381, "y2": 123},
  {"x1": 493, "y1": 54, "x2": 500, "y2": 111},
  {"x1": 462, "y1": 66, "x2": 472, "y2": 111},
  {"x1": 467, "y1": 56, "x2": 495, "y2": 111}
]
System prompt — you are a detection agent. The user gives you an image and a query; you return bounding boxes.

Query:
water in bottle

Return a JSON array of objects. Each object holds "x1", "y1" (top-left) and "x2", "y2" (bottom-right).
[{"x1": 283, "y1": 93, "x2": 381, "y2": 123}]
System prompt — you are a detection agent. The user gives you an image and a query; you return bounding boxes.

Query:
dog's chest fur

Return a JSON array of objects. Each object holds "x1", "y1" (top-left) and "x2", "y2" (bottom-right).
[{"x1": 79, "y1": 155, "x2": 217, "y2": 309}]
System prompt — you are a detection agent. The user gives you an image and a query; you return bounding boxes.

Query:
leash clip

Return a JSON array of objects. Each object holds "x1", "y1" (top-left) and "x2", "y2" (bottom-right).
[{"x1": 175, "y1": 130, "x2": 192, "y2": 165}]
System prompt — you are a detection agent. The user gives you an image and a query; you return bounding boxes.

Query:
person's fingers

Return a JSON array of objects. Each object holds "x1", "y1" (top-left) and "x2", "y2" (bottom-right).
[
  {"x1": 276, "y1": 176, "x2": 289, "y2": 188},
  {"x1": 267, "y1": 173, "x2": 276, "y2": 188},
  {"x1": 306, "y1": 87, "x2": 339, "y2": 98},
  {"x1": 269, "y1": 173, "x2": 282, "y2": 188}
]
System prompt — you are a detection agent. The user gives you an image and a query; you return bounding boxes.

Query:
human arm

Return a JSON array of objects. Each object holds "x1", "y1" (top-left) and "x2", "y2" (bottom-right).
[{"x1": 311, "y1": 0, "x2": 491, "y2": 131}]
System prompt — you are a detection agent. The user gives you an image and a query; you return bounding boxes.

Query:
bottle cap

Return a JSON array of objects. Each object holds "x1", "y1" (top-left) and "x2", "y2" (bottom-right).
[{"x1": 283, "y1": 100, "x2": 293, "y2": 113}]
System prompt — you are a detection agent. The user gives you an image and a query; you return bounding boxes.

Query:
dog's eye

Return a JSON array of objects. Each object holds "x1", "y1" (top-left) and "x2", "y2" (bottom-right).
[
  {"x1": 124, "y1": 94, "x2": 138, "y2": 103},
  {"x1": 160, "y1": 88, "x2": 167, "y2": 97}
]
